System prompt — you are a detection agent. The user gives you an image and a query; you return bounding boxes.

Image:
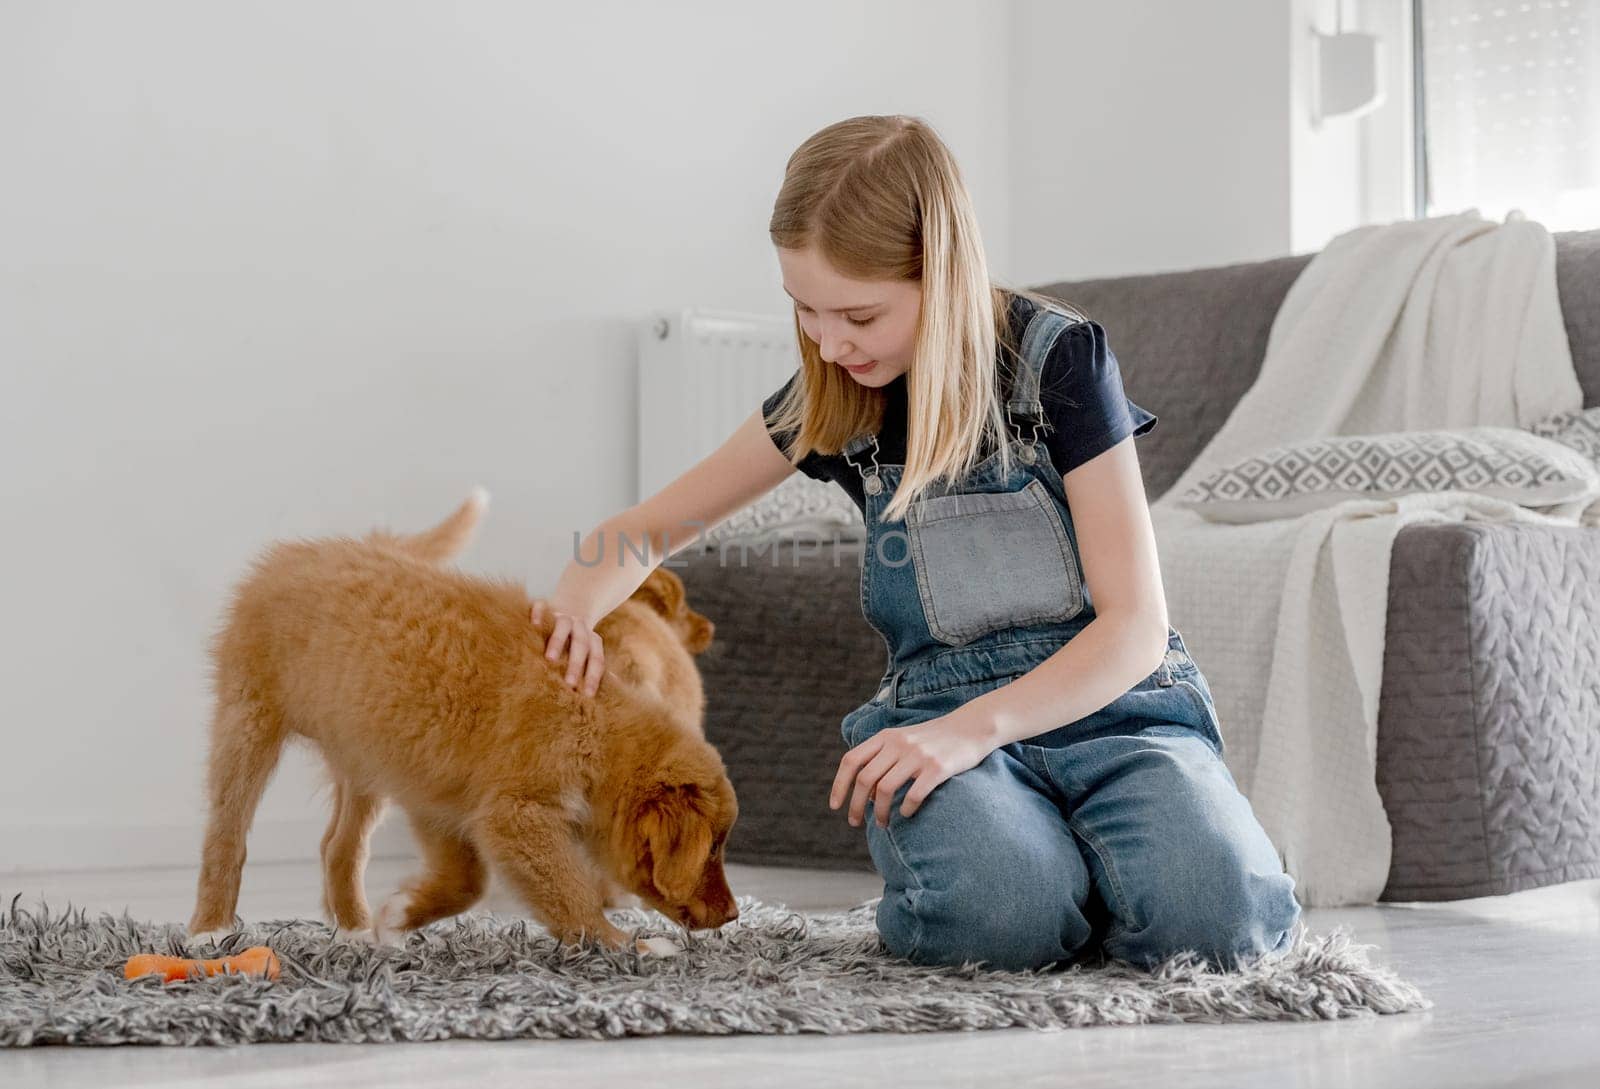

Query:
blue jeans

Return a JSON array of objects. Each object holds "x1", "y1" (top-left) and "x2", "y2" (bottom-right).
[{"x1": 841, "y1": 669, "x2": 1302, "y2": 973}]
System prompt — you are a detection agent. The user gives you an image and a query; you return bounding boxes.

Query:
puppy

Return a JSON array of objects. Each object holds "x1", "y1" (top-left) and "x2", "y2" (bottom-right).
[
  {"x1": 594, "y1": 565, "x2": 715, "y2": 736},
  {"x1": 586, "y1": 565, "x2": 717, "y2": 911},
  {"x1": 188, "y1": 488, "x2": 739, "y2": 955}
]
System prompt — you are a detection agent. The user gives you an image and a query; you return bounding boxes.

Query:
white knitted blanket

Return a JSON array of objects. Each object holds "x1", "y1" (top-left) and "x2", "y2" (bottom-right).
[{"x1": 1149, "y1": 210, "x2": 1587, "y2": 907}]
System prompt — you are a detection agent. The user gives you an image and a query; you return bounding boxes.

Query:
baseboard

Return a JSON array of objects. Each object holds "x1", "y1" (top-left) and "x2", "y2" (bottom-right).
[{"x1": 0, "y1": 817, "x2": 418, "y2": 876}]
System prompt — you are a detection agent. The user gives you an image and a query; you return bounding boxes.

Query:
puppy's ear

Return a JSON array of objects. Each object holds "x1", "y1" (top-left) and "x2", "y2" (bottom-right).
[
  {"x1": 632, "y1": 567, "x2": 686, "y2": 618},
  {"x1": 686, "y1": 612, "x2": 714, "y2": 654},
  {"x1": 635, "y1": 783, "x2": 712, "y2": 901}
]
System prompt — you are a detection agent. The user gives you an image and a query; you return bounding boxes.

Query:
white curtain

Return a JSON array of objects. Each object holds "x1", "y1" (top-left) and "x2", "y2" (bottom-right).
[{"x1": 1422, "y1": 0, "x2": 1600, "y2": 230}]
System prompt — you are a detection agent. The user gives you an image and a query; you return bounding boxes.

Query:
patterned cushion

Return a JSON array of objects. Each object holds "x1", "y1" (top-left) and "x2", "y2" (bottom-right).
[
  {"x1": 698, "y1": 473, "x2": 864, "y2": 549},
  {"x1": 1530, "y1": 405, "x2": 1600, "y2": 463},
  {"x1": 1178, "y1": 426, "x2": 1600, "y2": 524}
]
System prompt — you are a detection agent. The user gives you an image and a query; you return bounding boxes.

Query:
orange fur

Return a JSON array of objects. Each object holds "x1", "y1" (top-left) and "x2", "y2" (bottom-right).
[
  {"x1": 594, "y1": 565, "x2": 715, "y2": 737},
  {"x1": 188, "y1": 490, "x2": 738, "y2": 953},
  {"x1": 587, "y1": 564, "x2": 716, "y2": 910}
]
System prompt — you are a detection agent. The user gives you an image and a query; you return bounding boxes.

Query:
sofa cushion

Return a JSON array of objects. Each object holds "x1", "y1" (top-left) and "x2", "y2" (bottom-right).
[
  {"x1": 1530, "y1": 404, "x2": 1600, "y2": 465},
  {"x1": 699, "y1": 473, "x2": 864, "y2": 550},
  {"x1": 1175, "y1": 426, "x2": 1600, "y2": 524}
]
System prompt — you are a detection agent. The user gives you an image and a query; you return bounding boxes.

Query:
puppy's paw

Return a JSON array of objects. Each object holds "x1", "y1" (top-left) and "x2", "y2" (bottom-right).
[
  {"x1": 185, "y1": 927, "x2": 235, "y2": 949},
  {"x1": 333, "y1": 926, "x2": 380, "y2": 946},
  {"x1": 371, "y1": 893, "x2": 411, "y2": 948},
  {"x1": 634, "y1": 935, "x2": 683, "y2": 957}
]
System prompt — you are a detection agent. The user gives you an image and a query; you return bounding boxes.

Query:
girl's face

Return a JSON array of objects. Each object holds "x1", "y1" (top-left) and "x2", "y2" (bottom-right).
[{"x1": 777, "y1": 247, "x2": 921, "y2": 388}]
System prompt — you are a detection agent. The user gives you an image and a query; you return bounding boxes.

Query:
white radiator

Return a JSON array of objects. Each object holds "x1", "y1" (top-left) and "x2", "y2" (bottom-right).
[{"x1": 634, "y1": 307, "x2": 800, "y2": 503}]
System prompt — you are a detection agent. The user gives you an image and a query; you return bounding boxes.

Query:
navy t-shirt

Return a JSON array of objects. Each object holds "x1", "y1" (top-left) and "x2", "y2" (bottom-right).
[{"x1": 761, "y1": 294, "x2": 1158, "y2": 513}]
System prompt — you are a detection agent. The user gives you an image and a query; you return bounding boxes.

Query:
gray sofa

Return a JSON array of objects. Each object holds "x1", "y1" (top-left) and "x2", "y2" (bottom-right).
[{"x1": 675, "y1": 229, "x2": 1600, "y2": 902}]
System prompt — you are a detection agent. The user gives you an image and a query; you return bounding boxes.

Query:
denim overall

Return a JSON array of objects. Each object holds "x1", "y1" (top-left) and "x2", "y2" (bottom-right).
[{"x1": 835, "y1": 304, "x2": 1302, "y2": 972}]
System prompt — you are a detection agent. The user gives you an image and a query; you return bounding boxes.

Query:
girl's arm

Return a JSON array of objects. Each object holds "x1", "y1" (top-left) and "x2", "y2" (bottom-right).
[{"x1": 539, "y1": 408, "x2": 798, "y2": 689}]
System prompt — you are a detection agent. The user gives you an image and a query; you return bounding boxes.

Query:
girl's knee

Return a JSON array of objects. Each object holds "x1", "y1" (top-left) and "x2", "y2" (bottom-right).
[
  {"x1": 1110, "y1": 864, "x2": 1301, "y2": 970},
  {"x1": 1095, "y1": 737, "x2": 1301, "y2": 968},
  {"x1": 874, "y1": 879, "x2": 1093, "y2": 973},
  {"x1": 859, "y1": 748, "x2": 1096, "y2": 972}
]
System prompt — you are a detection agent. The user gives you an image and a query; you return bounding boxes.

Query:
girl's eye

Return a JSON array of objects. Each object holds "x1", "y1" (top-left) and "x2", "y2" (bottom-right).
[{"x1": 797, "y1": 306, "x2": 874, "y2": 328}]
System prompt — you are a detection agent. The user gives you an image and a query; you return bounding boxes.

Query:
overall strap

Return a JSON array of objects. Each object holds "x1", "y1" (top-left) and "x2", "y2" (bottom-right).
[
  {"x1": 1008, "y1": 303, "x2": 1082, "y2": 425},
  {"x1": 1006, "y1": 302, "x2": 1085, "y2": 453},
  {"x1": 842, "y1": 432, "x2": 877, "y2": 458}
]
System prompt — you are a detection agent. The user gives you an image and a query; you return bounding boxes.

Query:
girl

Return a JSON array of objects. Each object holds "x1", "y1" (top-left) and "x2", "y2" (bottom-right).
[{"x1": 534, "y1": 114, "x2": 1301, "y2": 973}]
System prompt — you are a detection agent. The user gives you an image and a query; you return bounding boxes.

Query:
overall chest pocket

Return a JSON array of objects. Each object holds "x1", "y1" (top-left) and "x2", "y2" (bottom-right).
[{"x1": 904, "y1": 477, "x2": 1084, "y2": 646}]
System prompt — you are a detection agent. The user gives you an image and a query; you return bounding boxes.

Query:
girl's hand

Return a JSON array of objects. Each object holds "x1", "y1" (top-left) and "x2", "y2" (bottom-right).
[
  {"x1": 829, "y1": 710, "x2": 998, "y2": 828},
  {"x1": 531, "y1": 599, "x2": 605, "y2": 696}
]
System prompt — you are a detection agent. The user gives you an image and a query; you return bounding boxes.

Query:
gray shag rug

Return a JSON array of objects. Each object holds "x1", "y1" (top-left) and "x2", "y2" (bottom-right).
[{"x1": 0, "y1": 892, "x2": 1428, "y2": 1046}]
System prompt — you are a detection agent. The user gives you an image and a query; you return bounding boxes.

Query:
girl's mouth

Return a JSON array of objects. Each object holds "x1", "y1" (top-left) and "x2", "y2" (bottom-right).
[{"x1": 842, "y1": 360, "x2": 877, "y2": 374}]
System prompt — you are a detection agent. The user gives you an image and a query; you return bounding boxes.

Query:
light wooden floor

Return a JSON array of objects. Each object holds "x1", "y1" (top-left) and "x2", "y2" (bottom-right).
[{"x1": 5, "y1": 858, "x2": 1600, "y2": 1088}]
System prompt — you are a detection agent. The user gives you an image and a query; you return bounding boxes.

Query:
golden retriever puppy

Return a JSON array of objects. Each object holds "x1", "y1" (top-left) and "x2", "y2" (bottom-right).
[
  {"x1": 187, "y1": 488, "x2": 739, "y2": 956},
  {"x1": 585, "y1": 565, "x2": 716, "y2": 910},
  {"x1": 593, "y1": 566, "x2": 715, "y2": 735}
]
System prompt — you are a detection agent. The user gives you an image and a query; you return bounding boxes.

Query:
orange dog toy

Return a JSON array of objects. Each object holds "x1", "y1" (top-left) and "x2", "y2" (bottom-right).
[{"x1": 123, "y1": 946, "x2": 281, "y2": 983}]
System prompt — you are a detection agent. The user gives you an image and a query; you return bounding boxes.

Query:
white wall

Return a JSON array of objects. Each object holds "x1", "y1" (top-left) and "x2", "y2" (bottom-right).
[
  {"x1": 0, "y1": 0, "x2": 1012, "y2": 872},
  {"x1": 2, "y1": 0, "x2": 1403, "y2": 875},
  {"x1": 1009, "y1": 0, "x2": 1410, "y2": 282}
]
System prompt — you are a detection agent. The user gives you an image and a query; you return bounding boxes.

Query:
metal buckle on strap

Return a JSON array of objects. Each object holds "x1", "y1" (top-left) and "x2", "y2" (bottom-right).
[
  {"x1": 843, "y1": 433, "x2": 883, "y2": 493},
  {"x1": 1004, "y1": 410, "x2": 1049, "y2": 464}
]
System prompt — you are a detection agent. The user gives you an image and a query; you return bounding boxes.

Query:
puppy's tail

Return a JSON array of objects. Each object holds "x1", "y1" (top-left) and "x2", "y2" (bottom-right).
[{"x1": 369, "y1": 485, "x2": 490, "y2": 565}]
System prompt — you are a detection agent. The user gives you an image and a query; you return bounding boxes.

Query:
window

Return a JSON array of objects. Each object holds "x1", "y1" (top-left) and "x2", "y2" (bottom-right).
[{"x1": 1416, "y1": 0, "x2": 1600, "y2": 229}]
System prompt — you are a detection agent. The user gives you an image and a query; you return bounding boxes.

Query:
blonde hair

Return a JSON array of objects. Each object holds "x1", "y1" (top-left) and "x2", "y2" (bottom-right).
[{"x1": 766, "y1": 114, "x2": 1083, "y2": 522}]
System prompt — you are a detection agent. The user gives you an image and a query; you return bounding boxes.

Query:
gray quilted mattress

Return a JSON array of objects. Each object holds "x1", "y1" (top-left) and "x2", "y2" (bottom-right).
[{"x1": 1378, "y1": 520, "x2": 1600, "y2": 899}]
